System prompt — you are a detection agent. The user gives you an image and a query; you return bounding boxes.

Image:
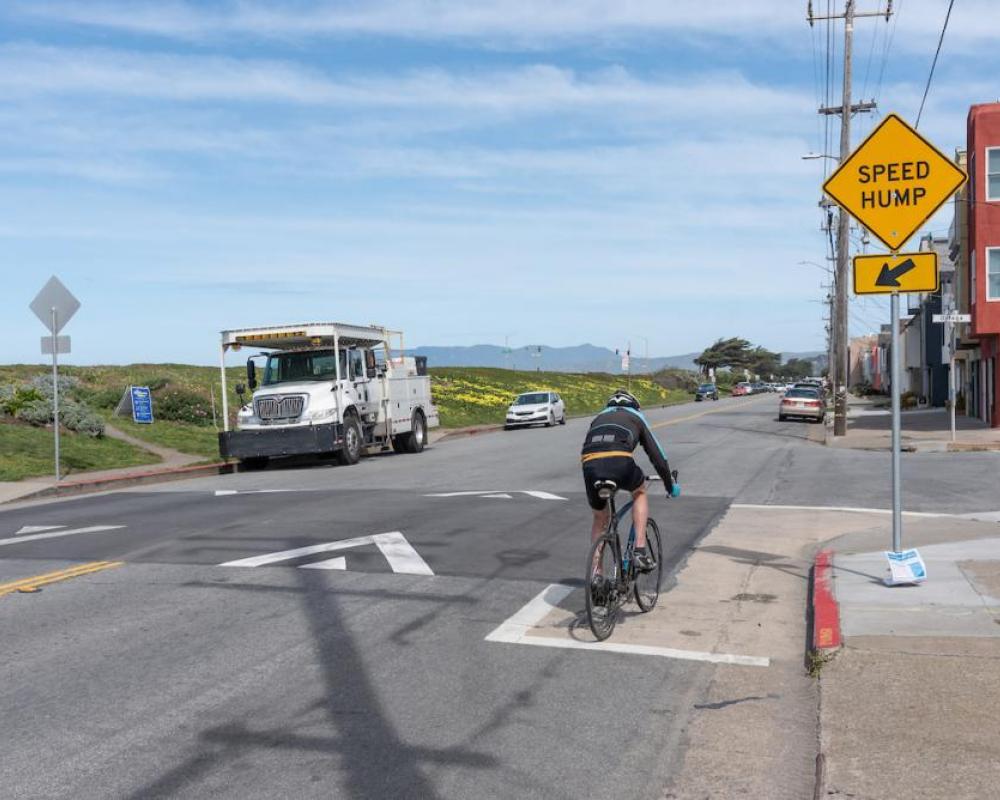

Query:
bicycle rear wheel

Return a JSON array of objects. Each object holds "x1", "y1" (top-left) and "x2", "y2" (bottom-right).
[
  {"x1": 634, "y1": 518, "x2": 663, "y2": 612},
  {"x1": 585, "y1": 535, "x2": 619, "y2": 641}
]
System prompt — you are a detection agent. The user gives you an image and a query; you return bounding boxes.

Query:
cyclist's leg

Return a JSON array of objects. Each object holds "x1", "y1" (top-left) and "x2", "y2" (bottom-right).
[
  {"x1": 631, "y1": 486, "x2": 649, "y2": 549},
  {"x1": 591, "y1": 507, "x2": 610, "y2": 543}
]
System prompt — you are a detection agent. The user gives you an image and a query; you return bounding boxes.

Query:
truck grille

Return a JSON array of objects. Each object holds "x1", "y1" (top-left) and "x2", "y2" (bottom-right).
[{"x1": 255, "y1": 395, "x2": 306, "y2": 421}]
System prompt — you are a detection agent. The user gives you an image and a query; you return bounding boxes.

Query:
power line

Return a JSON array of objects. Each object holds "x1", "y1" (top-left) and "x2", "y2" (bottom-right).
[
  {"x1": 915, "y1": 0, "x2": 956, "y2": 129},
  {"x1": 874, "y1": 0, "x2": 902, "y2": 107}
]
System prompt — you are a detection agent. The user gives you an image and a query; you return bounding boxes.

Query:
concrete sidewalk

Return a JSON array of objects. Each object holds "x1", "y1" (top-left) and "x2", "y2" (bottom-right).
[
  {"x1": 820, "y1": 516, "x2": 1000, "y2": 799},
  {"x1": 826, "y1": 399, "x2": 1000, "y2": 452}
]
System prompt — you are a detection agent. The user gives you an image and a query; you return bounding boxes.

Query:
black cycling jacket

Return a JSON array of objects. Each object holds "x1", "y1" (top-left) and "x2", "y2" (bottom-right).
[{"x1": 580, "y1": 407, "x2": 674, "y2": 490}]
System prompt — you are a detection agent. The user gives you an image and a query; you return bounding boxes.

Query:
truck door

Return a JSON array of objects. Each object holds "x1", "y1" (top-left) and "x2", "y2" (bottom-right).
[{"x1": 348, "y1": 349, "x2": 374, "y2": 417}]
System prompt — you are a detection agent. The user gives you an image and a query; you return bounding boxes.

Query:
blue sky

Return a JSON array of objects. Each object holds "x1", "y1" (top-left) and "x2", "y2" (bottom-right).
[{"x1": 2, "y1": 0, "x2": 996, "y2": 365}]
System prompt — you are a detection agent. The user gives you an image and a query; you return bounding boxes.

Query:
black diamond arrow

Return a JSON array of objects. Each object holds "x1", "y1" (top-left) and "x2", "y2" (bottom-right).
[{"x1": 875, "y1": 258, "x2": 917, "y2": 287}]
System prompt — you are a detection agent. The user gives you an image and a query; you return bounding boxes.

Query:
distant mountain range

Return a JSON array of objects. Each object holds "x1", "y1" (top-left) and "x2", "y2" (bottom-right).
[{"x1": 412, "y1": 344, "x2": 823, "y2": 374}]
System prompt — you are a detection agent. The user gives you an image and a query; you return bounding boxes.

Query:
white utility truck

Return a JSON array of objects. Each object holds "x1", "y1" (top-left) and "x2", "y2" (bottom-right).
[{"x1": 217, "y1": 322, "x2": 438, "y2": 468}]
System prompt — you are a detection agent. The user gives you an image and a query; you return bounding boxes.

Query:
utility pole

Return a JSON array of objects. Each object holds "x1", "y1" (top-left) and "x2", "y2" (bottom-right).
[{"x1": 808, "y1": 0, "x2": 892, "y2": 435}]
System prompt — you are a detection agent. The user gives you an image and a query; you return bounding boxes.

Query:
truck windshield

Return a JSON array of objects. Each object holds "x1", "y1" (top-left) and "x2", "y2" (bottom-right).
[{"x1": 263, "y1": 350, "x2": 342, "y2": 385}]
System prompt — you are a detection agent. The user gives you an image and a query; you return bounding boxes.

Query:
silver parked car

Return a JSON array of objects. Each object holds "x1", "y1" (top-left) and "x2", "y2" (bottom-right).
[
  {"x1": 778, "y1": 387, "x2": 825, "y2": 422},
  {"x1": 505, "y1": 391, "x2": 567, "y2": 429}
]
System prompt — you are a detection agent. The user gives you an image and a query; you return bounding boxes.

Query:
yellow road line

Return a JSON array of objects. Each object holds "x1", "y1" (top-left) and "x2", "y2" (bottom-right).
[
  {"x1": 651, "y1": 396, "x2": 766, "y2": 430},
  {"x1": 0, "y1": 561, "x2": 123, "y2": 598}
]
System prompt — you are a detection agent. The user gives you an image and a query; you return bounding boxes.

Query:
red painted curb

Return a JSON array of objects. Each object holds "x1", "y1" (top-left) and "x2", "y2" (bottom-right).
[{"x1": 812, "y1": 549, "x2": 842, "y2": 651}]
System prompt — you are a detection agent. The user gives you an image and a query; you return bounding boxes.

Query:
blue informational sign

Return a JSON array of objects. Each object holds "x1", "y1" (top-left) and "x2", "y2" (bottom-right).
[{"x1": 130, "y1": 386, "x2": 154, "y2": 424}]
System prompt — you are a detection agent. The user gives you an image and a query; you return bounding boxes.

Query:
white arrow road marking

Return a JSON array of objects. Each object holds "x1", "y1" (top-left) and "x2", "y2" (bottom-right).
[
  {"x1": 214, "y1": 489, "x2": 307, "y2": 496},
  {"x1": 485, "y1": 584, "x2": 770, "y2": 668},
  {"x1": 299, "y1": 557, "x2": 347, "y2": 571},
  {"x1": 15, "y1": 525, "x2": 66, "y2": 536},
  {"x1": 426, "y1": 490, "x2": 568, "y2": 501},
  {"x1": 480, "y1": 494, "x2": 513, "y2": 499},
  {"x1": 0, "y1": 526, "x2": 125, "y2": 547},
  {"x1": 373, "y1": 531, "x2": 434, "y2": 576},
  {"x1": 522, "y1": 491, "x2": 569, "y2": 501},
  {"x1": 425, "y1": 491, "x2": 506, "y2": 497},
  {"x1": 220, "y1": 531, "x2": 433, "y2": 575}
]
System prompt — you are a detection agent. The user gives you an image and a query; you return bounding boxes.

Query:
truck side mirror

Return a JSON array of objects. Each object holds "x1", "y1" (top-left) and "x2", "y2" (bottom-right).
[
  {"x1": 246, "y1": 359, "x2": 257, "y2": 391},
  {"x1": 235, "y1": 382, "x2": 246, "y2": 404},
  {"x1": 365, "y1": 349, "x2": 377, "y2": 379}
]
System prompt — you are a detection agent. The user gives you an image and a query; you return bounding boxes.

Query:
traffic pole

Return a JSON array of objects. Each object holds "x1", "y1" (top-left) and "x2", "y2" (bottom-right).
[
  {"x1": 890, "y1": 291, "x2": 901, "y2": 552},
  {"x1": 950, "y1": 323, "x2": 957, "y2": 443},
  {"x1": 51, "y1": 307, "x2": 60, "y2": 482}
]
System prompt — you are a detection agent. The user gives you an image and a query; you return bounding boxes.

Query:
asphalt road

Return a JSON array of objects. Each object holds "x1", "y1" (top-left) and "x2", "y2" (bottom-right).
[{"x1": 2, "y1": 395, "x2": 999, "y2": 799}]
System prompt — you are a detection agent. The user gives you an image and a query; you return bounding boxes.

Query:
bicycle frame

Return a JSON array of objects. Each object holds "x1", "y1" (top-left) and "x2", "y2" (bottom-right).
[{"x1": 602, "y1": 491, "x2": 639, "y2": 594}]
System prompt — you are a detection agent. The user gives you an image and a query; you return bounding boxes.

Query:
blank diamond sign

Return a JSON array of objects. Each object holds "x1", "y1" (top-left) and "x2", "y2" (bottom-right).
[{"x1": 30, "y1": 276, "x2": 80, "y2": 334}]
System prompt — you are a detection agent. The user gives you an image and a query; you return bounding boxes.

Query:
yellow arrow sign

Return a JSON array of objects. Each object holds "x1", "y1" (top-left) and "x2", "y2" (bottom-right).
[
  {"x1": 823, "y1": 114, "x2": 966, "y2": 251},
  {"x1": 853, "y1": 251, "x2": 938, "y2": 295}
]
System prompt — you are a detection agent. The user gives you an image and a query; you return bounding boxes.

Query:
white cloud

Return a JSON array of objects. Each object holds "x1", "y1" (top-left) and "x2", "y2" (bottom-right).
[
  {"x1": 12, "y1": 0, "x2": 1000, "y2": 57},
  {"x1": 12, "y1": 0, "x2": 1000, "y2": 54},
  {"x1": 0, "y1": 44, "x2": 810, "y2": 119}
]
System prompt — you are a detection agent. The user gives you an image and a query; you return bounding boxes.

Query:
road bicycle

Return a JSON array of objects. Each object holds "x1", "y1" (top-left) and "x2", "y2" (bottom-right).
[{"x1": 584, "y1": 472, "x2": 679, "y2": 641}]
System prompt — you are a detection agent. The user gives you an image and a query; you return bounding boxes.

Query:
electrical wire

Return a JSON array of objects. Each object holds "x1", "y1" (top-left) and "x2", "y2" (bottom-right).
[
  {"x1": 874, "y1": 0, "x2": 902, "y2": 110},
  {"x1": 915, "y1": 0, "x2": 955, "y2": 129}
]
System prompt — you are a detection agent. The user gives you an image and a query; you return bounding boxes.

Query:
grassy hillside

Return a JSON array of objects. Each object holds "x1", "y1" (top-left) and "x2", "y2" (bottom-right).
[
  {"x1": 0, "y1": 421, "x2": 160, "y2": 481},
  {"x1": 0, "y1": 363, "x2": 698, "y2": 466},
  {"x1": 430, "y1": 367, "x2": 692, "y2": 427}
]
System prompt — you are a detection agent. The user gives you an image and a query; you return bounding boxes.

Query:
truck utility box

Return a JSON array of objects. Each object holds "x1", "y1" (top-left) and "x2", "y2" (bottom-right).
[{"x1": 217, "y1": 322, "x2": 439, "y2": 468}]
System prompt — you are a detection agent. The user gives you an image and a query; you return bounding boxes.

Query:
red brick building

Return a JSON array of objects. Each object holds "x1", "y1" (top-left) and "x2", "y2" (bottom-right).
[{"x1": 967, "y1": 103, "x2": 1000, "y2": 426}]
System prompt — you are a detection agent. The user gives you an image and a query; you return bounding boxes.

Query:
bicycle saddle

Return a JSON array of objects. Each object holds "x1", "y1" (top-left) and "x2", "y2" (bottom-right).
[{"x1": 593, "y1": 479, "x2": 618, "y2": 499}]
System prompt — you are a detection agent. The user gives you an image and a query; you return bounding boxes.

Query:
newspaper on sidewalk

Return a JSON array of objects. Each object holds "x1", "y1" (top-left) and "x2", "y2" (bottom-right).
[{"x1": 884, "y1": 549, "x2": 928, "y2": 586}]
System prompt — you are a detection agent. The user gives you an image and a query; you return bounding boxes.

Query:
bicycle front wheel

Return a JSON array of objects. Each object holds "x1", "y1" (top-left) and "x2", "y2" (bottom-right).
[
  {"x1": 585, "y1": 535, "x2": 619, "y2": 641},
  {"x1": 634, "y1": 518, "x2": 663, "y2": 612}
]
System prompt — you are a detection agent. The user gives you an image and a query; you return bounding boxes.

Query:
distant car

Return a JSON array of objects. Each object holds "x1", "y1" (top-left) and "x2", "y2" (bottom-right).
[
  {"x1": 695, "y1": 383, "x2": 719, "y2": 401},
  {"x1": 732, "y1": 382, "x2": 751, "y2": 397},
  {"x1": 779, "y1": 387, "x2": 824, "y2": 422},
  {"x1": 505, "y1": 391, "x2": 566, "y2": 429},
  {"x1": 794, "y1": 381, "x2": 824, "y2": 396}
]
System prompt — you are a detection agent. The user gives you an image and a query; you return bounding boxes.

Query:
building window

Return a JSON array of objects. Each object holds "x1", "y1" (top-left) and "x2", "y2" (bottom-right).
[
  {"x1": 988, "y1": 148, "x2": 1000, "y2": 201},
  {"x1": 989, "y1": 248, "x2": 1000, "y2": 301}
]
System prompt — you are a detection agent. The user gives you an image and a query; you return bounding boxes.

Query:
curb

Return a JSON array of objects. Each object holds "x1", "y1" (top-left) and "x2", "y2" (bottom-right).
[
  {"x1": 811, "y1": 549, "x2": 842, "y2": 651},
  {"x1": 6, "y1": 462, "x2": 235, "y2": 504}
]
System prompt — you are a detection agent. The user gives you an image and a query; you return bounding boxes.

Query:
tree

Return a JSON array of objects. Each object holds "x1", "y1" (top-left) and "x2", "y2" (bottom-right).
[
  {"x1": 746, "y1": 346, "x2": 781, "y2": 379},
  {"x1": 782, "y1": 358, "x2": 814, "y2": 380},
  {"x1": 694, "y1": 337, "x2": 752, "y2": 376}
]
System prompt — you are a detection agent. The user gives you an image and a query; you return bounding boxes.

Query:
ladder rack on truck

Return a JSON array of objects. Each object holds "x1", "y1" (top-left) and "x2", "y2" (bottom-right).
[{"x1": 217, "y1": 322, "x2": 439, "y2": 469}]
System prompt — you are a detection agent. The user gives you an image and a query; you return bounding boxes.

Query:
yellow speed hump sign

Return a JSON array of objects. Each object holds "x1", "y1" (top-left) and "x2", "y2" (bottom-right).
[
  {"x1": 823, "y1": 114, "x2": 966, "y2": 251},
  {"x1": 853, "y1": 251, "x2": 938, "y2": 295}
]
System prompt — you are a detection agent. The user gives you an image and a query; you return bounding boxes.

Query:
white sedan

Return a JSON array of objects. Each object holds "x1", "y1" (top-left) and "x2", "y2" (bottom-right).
[{"x1": 505, "y1": 391, "x2": 567, "y2": 429}]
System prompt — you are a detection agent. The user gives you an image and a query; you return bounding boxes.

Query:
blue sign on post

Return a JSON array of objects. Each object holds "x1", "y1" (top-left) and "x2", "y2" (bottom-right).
[{"x1": 130, "y1": 386, "x2": 154, "y2": 424}]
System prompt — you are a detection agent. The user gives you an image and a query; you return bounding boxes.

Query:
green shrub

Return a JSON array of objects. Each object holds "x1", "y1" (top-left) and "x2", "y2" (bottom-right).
[
  {"x1": 0, "y1": 384, "x2": 45, "y2": 416},
  {"x1": 29, "y1": 374, "x2": 80, "y2": 398},
  {"x1": 74, "y1": 385, "x2": 126, "y2": 410},
  {"x1": 154, "y1": 388, "x2": 214, "y2": 426},
  {"x1": 60, "y1": 401, "x2": 105, "y2": 437}
]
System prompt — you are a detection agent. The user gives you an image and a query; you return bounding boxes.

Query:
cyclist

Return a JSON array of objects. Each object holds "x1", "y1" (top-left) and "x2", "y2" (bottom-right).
[{"x1": 581, "y1": 389, "x2": 676, "y2": 573}]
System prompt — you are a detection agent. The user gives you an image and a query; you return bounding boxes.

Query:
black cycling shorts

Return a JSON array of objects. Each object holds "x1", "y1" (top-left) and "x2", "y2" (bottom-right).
[{"x1": 582, "y1": 456, "x2": 645, "y2": 510}]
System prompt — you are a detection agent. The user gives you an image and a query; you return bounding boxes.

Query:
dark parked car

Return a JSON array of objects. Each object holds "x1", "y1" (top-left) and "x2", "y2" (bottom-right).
[{"x1": 695, "y1": 383, "x2": 719, "y2": 401}]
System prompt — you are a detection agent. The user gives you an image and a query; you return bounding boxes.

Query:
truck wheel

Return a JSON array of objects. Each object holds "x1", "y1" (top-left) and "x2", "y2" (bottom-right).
[
  {"x1": 338, "y1": 414, "x2": 363, "y2": 465},
  {"x1": 241, "y1": 456, "x2": 270, "y2": 471},
  {"x1": 406, "y1": 411, "x2": 427, "y2": 453}
]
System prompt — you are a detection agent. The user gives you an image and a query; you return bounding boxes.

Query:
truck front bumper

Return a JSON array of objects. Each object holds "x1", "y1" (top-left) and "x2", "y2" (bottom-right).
[{"x1": 219, "y1": 423, "x2": 344, "y2": 460}]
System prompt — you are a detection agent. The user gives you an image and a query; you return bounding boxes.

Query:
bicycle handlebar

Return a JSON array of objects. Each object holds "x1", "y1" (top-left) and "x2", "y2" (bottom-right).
[{"x1": 648, "y1": 470, "x2": 681, "y2": 497}]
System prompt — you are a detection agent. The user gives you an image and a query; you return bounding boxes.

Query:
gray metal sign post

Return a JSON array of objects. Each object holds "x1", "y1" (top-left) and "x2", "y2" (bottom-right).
[
  {"x1": 29, "y1": 277, "x2": 80, "y2": 482},
  {"x1": 890, "y1": 291, "x2": 902, "y2": 552}
]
